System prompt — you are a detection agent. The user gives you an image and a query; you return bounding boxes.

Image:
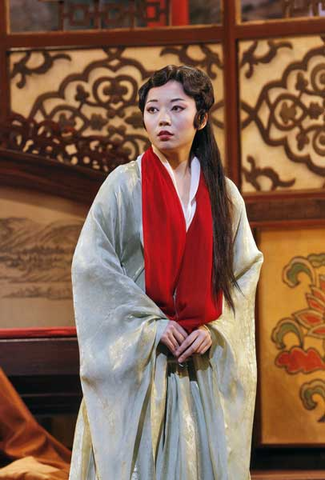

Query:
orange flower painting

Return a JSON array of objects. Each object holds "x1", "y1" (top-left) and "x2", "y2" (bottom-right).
[{"x1": 271, "y1": 254, "x2": 325, "y2": 422}]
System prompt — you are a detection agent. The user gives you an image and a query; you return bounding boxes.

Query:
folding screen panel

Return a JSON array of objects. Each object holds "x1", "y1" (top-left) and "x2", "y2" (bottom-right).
[
  {"x1": 9, "y1": 44, "x2": 225, "y2": 169},
  {"x1": 0, "y1": 185, "x2": 86, "y2": 330},
  {"x1": 258, "y1": 227, "x2": 325, "y2": 446},
  {"x1": 239, "y1": 36, "x2": 325, "y2": 192}
]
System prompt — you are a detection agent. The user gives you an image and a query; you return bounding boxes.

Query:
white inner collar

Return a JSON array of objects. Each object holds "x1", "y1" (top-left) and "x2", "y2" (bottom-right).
[
  {"x1": 151, "y1": 145, "x2": 200, "y2": 211},
  {"x1": 137, "y1": 148, "x2": 200, "y2": 231}
]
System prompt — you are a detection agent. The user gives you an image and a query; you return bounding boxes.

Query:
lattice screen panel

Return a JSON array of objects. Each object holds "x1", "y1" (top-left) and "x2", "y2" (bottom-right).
[
  {"x1": 239, "y1": 36, "x2": 325, "y2": 192},
  {"x1": 9, "y1": 44, "x2": 225, "y2": 169}
]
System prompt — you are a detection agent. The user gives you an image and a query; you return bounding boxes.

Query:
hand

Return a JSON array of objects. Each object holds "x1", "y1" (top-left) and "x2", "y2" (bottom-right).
[
  {"x1": 175, "y1": 326, "x2": 212, "y2": 363},
  {"x1": 160, "y1": 321, "x2": 188, "y2": 356}
]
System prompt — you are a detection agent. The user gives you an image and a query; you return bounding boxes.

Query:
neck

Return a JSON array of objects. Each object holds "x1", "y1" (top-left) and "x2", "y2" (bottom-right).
[{"x1": 152, "y1": 145, "x2": 192, "y2": 172}]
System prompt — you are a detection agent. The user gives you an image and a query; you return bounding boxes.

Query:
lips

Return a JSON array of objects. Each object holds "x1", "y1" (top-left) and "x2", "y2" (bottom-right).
[{"x1": 158, "y1": 130, "x2": 174, "y2": 137}]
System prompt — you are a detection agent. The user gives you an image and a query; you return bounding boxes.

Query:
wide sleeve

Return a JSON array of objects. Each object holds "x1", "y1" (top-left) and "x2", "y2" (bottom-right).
[
  {"x1": 206, "y1": 179, "x2": 263, "y2": 479},
  {"x1": 71, "y1": 167, "x2": 169, "y2": 479}
]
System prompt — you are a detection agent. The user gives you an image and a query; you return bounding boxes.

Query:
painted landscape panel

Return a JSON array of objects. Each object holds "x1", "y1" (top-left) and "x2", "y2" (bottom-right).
[{"x1": 0, "y1": 186, "x2": 87, "y2": 329}]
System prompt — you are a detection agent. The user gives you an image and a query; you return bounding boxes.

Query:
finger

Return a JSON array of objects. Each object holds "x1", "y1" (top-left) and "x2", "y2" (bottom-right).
[
  {"x1": 196, "y1": 331, "x2": 212, "y2": 348},
  {"x1": 175, "y1": 332, "x2": 198, "y2": 356},
  {"x1": 196, "y1": 338, "x2": 212, "y2": 354},
  {"x1": 191, "y1": 335, "x2": 206, "y2": 353},
  {"x1": 163, "y1": 337, "x2": 177, "y2": 355},
  {"x1": 168, "y1": 333, "x2": 179, "y2": 352},
  {"x1": 199, "y1": 343, "x2": 211, "y2": 355},
  {"x1": 160, "y1": 329, "x2": 178, "y2": 353},
  {"x1": 172, "y1": 327, "x2": 186, "y2": 345},
  {"x1": 174, "y1": 323, "x2": 188, "y2": 339},
  {"x1": 178, "y1": 337, "x2": 203, "y2": 363},
  {"x1": 161, "y1": 324, "x2": 180, "y2": 349}
]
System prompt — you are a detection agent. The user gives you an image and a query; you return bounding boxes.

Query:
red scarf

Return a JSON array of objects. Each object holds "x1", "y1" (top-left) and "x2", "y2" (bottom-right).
[{"x1": 142, "y1": 147, "x2": 222, "y2": 333}]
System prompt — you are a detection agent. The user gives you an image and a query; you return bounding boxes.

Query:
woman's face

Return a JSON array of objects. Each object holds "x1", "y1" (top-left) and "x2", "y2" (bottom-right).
[{"x1": 143, "y1": 80, "x2": 198, "y2": 161}]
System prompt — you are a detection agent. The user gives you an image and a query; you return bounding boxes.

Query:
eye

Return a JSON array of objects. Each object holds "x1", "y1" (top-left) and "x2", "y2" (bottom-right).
[
  {"x1": 171, "y1": 105, "x2": 185, "y2": 112},
  {"x1": 146, "y1": 106, "x2": 158, "y2": 113}
]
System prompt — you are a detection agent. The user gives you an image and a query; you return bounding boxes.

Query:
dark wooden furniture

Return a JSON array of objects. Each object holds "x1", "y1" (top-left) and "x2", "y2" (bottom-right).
[{"x1": 0, "y1": 336, "x2": 81, "y2": 416}]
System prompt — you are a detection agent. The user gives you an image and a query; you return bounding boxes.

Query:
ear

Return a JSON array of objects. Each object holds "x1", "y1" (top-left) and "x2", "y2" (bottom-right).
[{"x1": 198, "y1": 112, "x2": 208, "y2": 130}]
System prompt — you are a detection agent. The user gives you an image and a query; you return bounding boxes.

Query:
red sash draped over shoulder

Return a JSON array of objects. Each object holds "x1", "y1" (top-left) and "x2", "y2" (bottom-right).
[{"x1": 141, "y1": 147, "x2": 222, "y2": 333}]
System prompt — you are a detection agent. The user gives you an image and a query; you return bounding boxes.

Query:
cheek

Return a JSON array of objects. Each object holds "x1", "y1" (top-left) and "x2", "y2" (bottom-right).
[
  {"x1": 178, "y1": 115, "x2": 196, "y2": 134},
  {"x1": 143, "y1": 115, "x2": 153, "y2": 134},
  {"x1": 177, "y1": 110, "x2": 196, "y2": 128}
]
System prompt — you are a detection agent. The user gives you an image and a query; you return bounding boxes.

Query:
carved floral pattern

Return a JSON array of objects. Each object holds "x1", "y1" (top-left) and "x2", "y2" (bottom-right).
[
  {"x1": 241, "y1": 40, "x2": 325, "y2": 191},
  {"x1": 7, "y1": 45, "x2": 223, "y2": 169},
  {"x1": 240, "y1": 40, "x2": 292, "y2": 79},
  {"x1": 0, "y1": 113, "x2": 132, "y2": 173},
  {"x1": 242, "y1": 155, "x2": 296, "y2": 190},
  {"x1": 27, "y1": 48, "x2": 151, "y2": 136},
  {"x1": 160, "y1": 45, "x2": 223, "y2": 80},
  {"x1": 11, "y1": 51, "x2": 72, "y2": 89}
]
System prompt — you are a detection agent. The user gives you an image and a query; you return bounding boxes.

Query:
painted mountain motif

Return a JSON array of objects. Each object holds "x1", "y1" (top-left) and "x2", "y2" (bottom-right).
[{"x1": 0, "y1": 217, "x2": 83, "y2": 300}]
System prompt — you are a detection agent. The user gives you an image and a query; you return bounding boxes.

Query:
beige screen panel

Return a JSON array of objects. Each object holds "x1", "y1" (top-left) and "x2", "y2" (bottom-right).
[
  {"x1": 10, "y1": 44, "x2": 225, "y2": 166},
  {"x1": 239, "y1": 36, "x2": 325, "y2": 192},
  {"x1": 0, "y1": 186, "x2": 88, "y2": 329},
  {"x1": 258, "y1": 227, "x2": 325, "y2": 445}
]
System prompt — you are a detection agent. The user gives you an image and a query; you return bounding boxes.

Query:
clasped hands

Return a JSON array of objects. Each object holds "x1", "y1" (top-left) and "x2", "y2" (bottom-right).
[{"x1": 160, "y1": 320, "x2": 212, "y2": 364}]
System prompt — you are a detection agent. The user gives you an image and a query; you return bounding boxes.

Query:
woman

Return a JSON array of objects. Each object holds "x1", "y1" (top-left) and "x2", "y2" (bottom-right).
[{"x1": 69, "y1": 65, "x2": 263, "y2": 480}]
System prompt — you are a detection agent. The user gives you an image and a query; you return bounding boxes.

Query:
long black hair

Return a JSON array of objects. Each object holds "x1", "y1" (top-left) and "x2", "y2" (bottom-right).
[{"x1": 138, "y1": 65, "x2": 237, "y2": 310}]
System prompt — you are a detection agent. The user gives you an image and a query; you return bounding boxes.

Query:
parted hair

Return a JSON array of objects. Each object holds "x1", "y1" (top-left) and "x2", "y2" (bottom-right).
[{"x1": 138, "y1": 65, "x2": 237, "y2": 311}]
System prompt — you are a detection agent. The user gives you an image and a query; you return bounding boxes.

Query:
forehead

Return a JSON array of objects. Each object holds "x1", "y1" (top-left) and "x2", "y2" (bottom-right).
[{"x1": 145, "y1": 80, "x2": 193, "y2": 103}]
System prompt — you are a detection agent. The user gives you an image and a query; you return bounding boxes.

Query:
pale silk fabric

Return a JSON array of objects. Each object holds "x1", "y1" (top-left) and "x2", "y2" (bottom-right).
[{"x1": 69, "y1": 160, "x2": 263, "y2": 480}]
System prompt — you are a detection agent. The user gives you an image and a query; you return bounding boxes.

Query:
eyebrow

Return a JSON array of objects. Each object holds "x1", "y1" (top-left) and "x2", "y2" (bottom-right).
[{"x1": 146, "y1": 97, "x2": 187, "y2": 104}]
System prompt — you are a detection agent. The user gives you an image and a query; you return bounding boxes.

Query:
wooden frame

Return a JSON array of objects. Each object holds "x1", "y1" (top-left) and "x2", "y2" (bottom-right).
[
  {"x1": 0, "y1": 336, "x2": 81, "y2": 415},
  {"x1": 0, "y1": 148, "x2": 104, "y2": 204},
  {"x1": 245, "y1": 190, "x2": 325, "y2": 228}
]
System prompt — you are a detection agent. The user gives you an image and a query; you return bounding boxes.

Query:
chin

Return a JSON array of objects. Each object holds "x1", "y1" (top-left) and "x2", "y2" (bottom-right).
[
  {"x1": 157, "y1": 145, "x2": 178, "y2": 154},
  {"x1": 157, "y1": 141, "x2": 178, "y2": 148},
  {"x1": 159, "y1": 144, "x2": 175, "y2": 149}
]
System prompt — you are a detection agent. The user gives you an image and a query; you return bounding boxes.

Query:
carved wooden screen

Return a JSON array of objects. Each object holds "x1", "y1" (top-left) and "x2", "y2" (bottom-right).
[{"x1": 0, "y1": 0, "x2": 325, "y2": 470}]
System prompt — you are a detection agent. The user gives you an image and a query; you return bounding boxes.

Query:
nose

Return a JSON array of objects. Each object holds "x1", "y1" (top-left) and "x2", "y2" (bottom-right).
[{"x1": 158, "y1": 110, "x2": 171, "y2": 126}]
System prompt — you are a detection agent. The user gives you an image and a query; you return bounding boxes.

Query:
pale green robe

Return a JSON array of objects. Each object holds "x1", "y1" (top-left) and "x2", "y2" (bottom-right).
[{"x1": 69, "y1": 160, "x2": 263, "y2": 480}]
